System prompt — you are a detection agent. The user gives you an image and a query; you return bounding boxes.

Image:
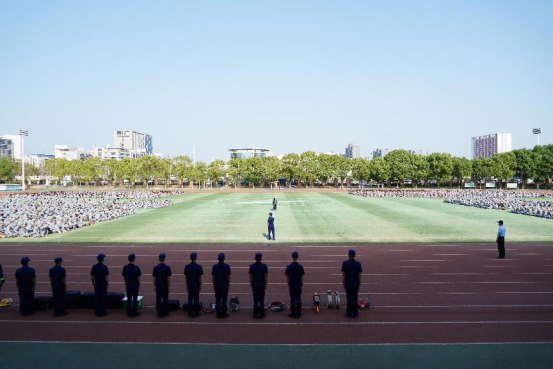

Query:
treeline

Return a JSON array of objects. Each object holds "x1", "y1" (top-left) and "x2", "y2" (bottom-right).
[{"x1": 1, "y1": 144, "x2": 552, "y2": 188}]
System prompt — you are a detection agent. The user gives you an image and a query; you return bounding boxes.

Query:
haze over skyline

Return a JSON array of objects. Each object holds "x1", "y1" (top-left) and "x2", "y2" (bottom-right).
[{"x1": 1, "y1": 0, "x2": 551, "y2": 162}]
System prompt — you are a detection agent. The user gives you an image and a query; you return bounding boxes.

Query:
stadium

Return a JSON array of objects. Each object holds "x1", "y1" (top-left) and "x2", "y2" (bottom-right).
[{"x1": 1, "y1": 188, "x2": 552, "y2": 368}]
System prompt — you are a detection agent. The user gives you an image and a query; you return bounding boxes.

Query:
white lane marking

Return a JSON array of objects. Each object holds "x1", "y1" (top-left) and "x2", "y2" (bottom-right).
[
  {"x1": 432, "y1": 254, "x2": 468, "y2": 256},
  {"x1": 0, "y1": 319, "x2": 551, "y2": 326},
  {"x1": 401, "y1": 260, "x2": 447, "y2": 262}
]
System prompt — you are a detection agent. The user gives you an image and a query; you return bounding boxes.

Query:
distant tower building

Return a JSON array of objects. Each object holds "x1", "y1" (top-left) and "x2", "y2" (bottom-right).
[
  {"x1": 407, "y1": 149, "x2": 423, "y2": 156},
  {"x1": 471, "y1": 133, "x2": 512, "y2": 159},
  {"x1": 0, "y1": 134, "x2": 22, "y2": 159},
  {"x1": 0, "y1": 137, "x2": 14, "y2": 158},
  {"x1": 345, "y1": 144, "x2": 360, "y2": 159},
  {"x1": 372, "y1": 148, "x2": 389, "y2": 158},
  {"x1": 114, "y1": 131, "x2": 153, "y2": 158}
]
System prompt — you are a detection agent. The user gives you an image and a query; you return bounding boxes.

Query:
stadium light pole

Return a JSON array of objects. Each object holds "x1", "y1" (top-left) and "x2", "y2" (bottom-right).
[
  {"x1": 532, "y1": 128, "x2": 541, "y2": 146},
  {"x1": 20, "y1": 130, "x2": 29, "y2": 191}
]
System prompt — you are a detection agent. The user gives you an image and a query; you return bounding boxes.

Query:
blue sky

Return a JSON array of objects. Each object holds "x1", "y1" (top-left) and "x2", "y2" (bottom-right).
[{"x1": 1, "y1": 0, "x2": 551, "y2": 161}]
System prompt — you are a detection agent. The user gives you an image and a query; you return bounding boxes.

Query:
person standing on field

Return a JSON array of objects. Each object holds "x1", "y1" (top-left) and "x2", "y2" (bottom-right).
[{"x1": 496, "y1": 220, "x2": 506, "y2": 259}]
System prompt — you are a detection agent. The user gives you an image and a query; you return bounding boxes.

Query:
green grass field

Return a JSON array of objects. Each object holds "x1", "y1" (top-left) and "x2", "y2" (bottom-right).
[{"x1": 5, "y1": 192, "x2": 553, "y2": 243}]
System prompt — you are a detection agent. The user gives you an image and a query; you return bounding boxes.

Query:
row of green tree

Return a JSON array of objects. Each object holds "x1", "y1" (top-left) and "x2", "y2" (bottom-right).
[{"x1": 1, "y1": 144, "x2": 552, "y2": 188}]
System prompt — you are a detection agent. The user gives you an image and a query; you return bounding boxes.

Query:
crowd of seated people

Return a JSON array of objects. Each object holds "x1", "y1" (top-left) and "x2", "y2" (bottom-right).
[
  {"x1": 348, "y1": 189, "x2": 553, "y2": 219},
  {"x1": 0, "y1": 191, "x2": 178, "y2": 239}
]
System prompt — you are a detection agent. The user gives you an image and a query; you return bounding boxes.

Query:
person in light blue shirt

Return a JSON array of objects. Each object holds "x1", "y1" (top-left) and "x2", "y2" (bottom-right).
[{"x1": 496, "y1": 220, "x2": 506, "y2": 259}]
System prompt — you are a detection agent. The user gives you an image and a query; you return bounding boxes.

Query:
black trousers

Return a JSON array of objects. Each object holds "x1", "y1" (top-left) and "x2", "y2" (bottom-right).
[
  {"x1": 156, "y1": 287, "x2": 169, "y2": 316},
  {"x1": 18, "y1": 289, "x2": 34, "y2": 316},
  {"x1": 497, "y1": 237, "x2": 505, "y2": 258},
  {"x1": 252, "y1": 287, "x2": 266, "y2": 317},
  {"x1": 187, "y1": 287, "x2": 200, "y2": 315},
  {"x1": 52, "y1": 289, "x2": 66, "y2": 316},
  {"x1": 289, "y1": 287, "x2": 302, "y2": 316},
  {"x1": 345, "y1": 285, "x2": 359, "y2": 317},
  {"x1": 126, "y1": 287, "x2": 139, "y2": 316},
  {"x1": 268, "y1": 227, "x2": 275, "y2": 240},
  {"x1": 94, "y1": 285, "x2": 107, "y2": 315},
  {"x1": 215, "y1": 287, "x2": 229, "y2": 316}
]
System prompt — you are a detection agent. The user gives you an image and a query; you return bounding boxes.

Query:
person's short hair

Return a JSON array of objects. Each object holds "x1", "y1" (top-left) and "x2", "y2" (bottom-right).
[
  {"x1": 348, "y1": 249, "x2": 356, "y2": 256},
  {"x1": 21, "y1": 256, "x2": 30, "y2": 264},
  {"x1": 159, "y1": 253, "x2": 166, "y2": 261},
  {"x1": 54, "y1": 257, "x2": 63, "y2": 263},
  {"x1": 292, "y1": 251, "x2": 299, "y2": 258},
  {"x1": 498, "y1": 220, "x2": 504, "y2": 225},
  {"x1": 128, "y1": 254, "x2": 136, "y2": 261},
  {"x1": 218, "y1": 253, "x2": 225, "y2": 260},
  {"x1": 97, "y1": 253, "x2": 106, "y2": 261},
  {"x1": 255, "y1": 252, "x2": 262, "y2": 260},
  {"x1": 190, "y1": 252, "x2": 197, "y2": 259}
]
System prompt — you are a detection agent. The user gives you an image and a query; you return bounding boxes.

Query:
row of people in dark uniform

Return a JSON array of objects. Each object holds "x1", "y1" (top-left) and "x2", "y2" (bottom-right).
[{"x1": 10, "y1": 249, "x2": 363, "y2": 319}]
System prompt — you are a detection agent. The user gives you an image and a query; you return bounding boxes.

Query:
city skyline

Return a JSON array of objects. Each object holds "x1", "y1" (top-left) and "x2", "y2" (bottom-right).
[{"x1": 1, "y1": 1, "x2": 551, "y2": 162}]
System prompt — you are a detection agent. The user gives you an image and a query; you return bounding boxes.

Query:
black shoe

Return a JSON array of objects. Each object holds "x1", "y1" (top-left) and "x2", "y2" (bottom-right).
[
  {"x1": 133, "y1": 312, "x2": 141, "y2": 317},
  {"x1": 55, "y1": 311, "x2": 69, "y2": 317},
  {"x1": 188, "y1": 314, "x2": 194, "y2": 318},
  {"x1": 221, "y1": 314, "x2": 229, "y2": 318},
  {"x1": 288, "y1": 313, "x2": 294, "y2": 318},
  {"x1": 22, "y1": 311, "x2": 36, "y2": 317},
  {"x1": 260, "y1": 314, "x2": 266, "y2": 319}
]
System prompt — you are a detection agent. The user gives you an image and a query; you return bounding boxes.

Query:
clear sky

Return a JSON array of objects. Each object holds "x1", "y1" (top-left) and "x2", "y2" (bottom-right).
[{"x1": 1, "y1": 0, "x2": 552, "y2": 161}]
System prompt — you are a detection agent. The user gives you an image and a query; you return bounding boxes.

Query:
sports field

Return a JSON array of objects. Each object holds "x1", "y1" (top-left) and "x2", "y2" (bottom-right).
[
  {"x1": 1, "y1": 191, "x2": 552, "y2": 368},
  {"x1": 4, "y1": 192, "x2": 553, "y2": 243}
]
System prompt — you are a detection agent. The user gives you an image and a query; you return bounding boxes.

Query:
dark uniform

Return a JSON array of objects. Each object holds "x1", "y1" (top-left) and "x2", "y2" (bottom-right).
[
  {"x1": 184, "y1": 252, "x2": 203, "y2": 317},
  {"x1": 152, "y1": 253, "x2": 172, "y2": 318},
  {"x1": 341, "y1": 249, "x2": 363, "y2": 319},
  {"x1": 0, "y1": 263, "x2": 5, "y2": 290},
  {"x1": 122, "y1": 254, "x2": 142, "y2": 318},
  {"x1": 272, "y1": 198, "x2": 277, "y2": 211},
  {"x1": 267, "y1": 213, "x2": 275, "y2": 241},
  {"x1": 212, "y1": 253, "x2": 231, "y2": 318},
  {"x1": 90, "y1": 254, "x2": 109, "y2": 317},
  {"x1": 15, "y1": 257, "x2": 35, "y2": 316},
  {"x1": 249, "y1": 252, "x2": 268, "y2": 318},
  {"x1": 497, "y1": 221, "x2": 506, "y2": 259},
  {"x1": 49, "y1": 257, "x2": 67, "y2": 317},
  {"x1": 285, "y1": 252, "x2": 304, "y2": 318}
]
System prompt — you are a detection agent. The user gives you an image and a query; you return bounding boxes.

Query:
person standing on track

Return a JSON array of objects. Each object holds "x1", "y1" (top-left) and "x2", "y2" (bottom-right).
[
  {"x1": 49, "y1": 257, "x2": 68, "y2": 317},
  {"x1": 212, "y1": 252, "x2": 231, "y2": 318},
  {"x1": 267, "y1": 212, "x2": 275, "y2": 241},
  {"x1": 249, "y1": 252, "x2": 268, "y2": 319},
  {"x1": 496, "y1": 220, "x2": 506, "y2": 259},
  {"x1": 15, "y1": 256, "x2": 35, "y2": 316},
  {"x1": 0, "y1": 263, "x2": 5, "y2": 291},
  {"x1": 122, "y1": 253, "x2": 142, "y2": 318},
  {"x1": 184, "y1": 252, "x2": 203, "y2": 318},
  {"x1": 285, "y1": 251, "x2": 304, "y2": 318},
  {"x1": 341, "y1": 249, "x2": 362, "y2": 319},
  {"x1": 272, "y1": 197, "x2": 277, "y2": 211},
  {"x1": 90, "y1": 253, "x2": 109, "y2": 317},
  {"x1": 152, "y1": 253, "x2": 172, "y2": 318}
]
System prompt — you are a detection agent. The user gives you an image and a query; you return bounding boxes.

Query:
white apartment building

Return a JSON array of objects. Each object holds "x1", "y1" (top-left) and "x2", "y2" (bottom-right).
[
  {"x1": 114, "y1": 131, "x2": 153, "y2": 158},
  {"x1": 471, "y1": 133, "x2": 512, "y2": 159},
  {"x1": 54, "y1": 145, "x2": 92, "y2": 161},
  {"x1": 0, "y1": 134, "x2": 22, "y2": 159},
  {"x1": 93, "y1": 145, "x2": 131, "y2": 160}
]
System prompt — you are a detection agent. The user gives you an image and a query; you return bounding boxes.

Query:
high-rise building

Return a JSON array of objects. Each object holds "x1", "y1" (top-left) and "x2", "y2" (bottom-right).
[
  {"x1": 0, "y1": 134, "x2": 22, "y2": 159},
  {"x1": 407, "y1": 149, "x2": 423, "y2": 156},
  {"x1": 471, "y1": 133, "x2": 512, "y2": 159},
  {"x1": 345, "y1": 144, "x2": 360, "y2": 159},
  {"x1": 114, "y1": 131, "x2": 153, "y2": 158},
  {"x1": 372, "y1": 148, "x2": 389, "y2": 158},
  {"x1": 0, "y1": 138, "x2": 14, "y2": 158},
  {"x1": 25, "y1": 154, "x2": 54, "y2": 173}
]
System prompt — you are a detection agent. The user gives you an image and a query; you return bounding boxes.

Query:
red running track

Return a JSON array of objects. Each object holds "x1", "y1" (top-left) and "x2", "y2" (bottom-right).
[{"x1": 0, "y1": 242, "x2": 551, "y2": 344}]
